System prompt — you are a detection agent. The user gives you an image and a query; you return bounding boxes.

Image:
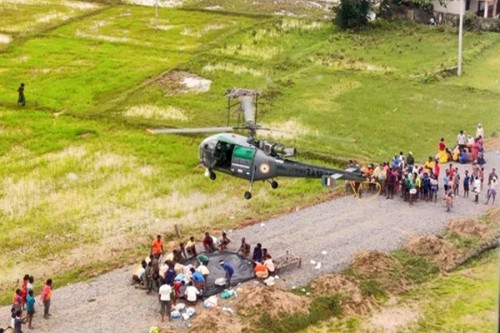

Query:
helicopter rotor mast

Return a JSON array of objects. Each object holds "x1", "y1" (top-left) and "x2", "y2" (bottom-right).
[{"x1": 225, "y1": 88, "x2": 262, "y2": 141}]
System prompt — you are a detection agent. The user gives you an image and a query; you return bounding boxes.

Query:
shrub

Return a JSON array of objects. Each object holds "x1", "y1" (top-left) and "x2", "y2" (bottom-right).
[{"x1": 333, "y1": 0, "x2": 371, "y2": 30}]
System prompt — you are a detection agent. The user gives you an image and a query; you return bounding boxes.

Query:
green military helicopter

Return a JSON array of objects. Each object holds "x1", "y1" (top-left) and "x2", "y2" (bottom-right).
[{"x1": 148, "y1": 88, "x2": 365, "y2": 199}]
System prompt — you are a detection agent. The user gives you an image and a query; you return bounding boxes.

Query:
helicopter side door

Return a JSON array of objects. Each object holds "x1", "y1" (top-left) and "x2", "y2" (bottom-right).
[{"x1": 230, "y1": 145, "x2": 256, "y2": 179}]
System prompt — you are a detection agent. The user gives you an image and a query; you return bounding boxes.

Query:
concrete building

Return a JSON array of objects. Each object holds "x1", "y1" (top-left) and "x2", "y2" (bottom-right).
[{"x1": 433, "y1": 0, "x2": 499, "y2": 18}]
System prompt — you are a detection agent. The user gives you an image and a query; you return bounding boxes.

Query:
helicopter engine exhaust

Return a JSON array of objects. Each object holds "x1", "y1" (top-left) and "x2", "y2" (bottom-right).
[
  {"x1": 272, "y1": 145, "x2": 296, "y2": 157},
  {"x1": 260, "y1": 141, "x2": 296, "y2": 157}
]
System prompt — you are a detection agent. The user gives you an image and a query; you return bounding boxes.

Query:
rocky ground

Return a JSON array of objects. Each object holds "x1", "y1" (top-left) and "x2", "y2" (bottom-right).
[{"x1": 1, "y1": 149, "x2": 498, "y2": 332}]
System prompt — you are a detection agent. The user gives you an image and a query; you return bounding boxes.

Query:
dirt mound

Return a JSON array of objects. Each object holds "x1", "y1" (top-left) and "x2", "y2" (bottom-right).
[
  {"x1": 405, "y1": 236, "x2": 462, "y2": 270},
  {"x1": 446, "y1": 218, "x2": 490, "y2": 239},
  {"x1": 157, "y1": 70, "x2": 211, "y2": 94},
  {"x1": 236, "y1": 284, "x2": 310, "y2": 318},
  {"x1": 310, "y1": 274, "x2": 377, "y2": 314},
  {"x1": 350, "y1": 251, "x2": 411, "y2": 294},
  {"x1": 189, "y1": 307, "x2": 249, "y2": 333}
]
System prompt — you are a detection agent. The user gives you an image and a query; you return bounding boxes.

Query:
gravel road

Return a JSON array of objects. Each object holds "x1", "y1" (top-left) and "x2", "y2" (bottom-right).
[{"x1": 1, "y1": 150, "x2": 498, "y2": 333}]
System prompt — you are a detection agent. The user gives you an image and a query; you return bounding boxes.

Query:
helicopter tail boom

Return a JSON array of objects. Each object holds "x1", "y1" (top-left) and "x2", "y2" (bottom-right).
[{"x1": 274, "y1": 159, "x2": 365, "y2": 182}]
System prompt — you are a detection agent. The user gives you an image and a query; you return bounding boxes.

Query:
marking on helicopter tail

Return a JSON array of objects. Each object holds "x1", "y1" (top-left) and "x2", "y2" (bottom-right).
[
  {"x1": 232, "y1": 163, "x2": 250, "y2": 169},
  {"x1": 259, "y1": 163, "x2": 270, "y2": 174}
]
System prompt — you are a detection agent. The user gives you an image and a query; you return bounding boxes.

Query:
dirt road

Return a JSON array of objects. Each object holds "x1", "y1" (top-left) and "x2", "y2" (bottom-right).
[{"x1": 1, "y1": 150, "x2": 498, "y2": 332}]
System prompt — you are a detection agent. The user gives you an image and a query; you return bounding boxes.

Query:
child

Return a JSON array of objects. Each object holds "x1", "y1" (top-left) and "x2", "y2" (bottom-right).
[{"x1": 26, "y1": 290, "x2": 35, "y2": 329}]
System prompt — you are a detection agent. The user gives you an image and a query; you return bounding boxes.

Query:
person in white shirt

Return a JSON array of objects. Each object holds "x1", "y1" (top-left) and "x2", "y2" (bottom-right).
[
  {"x1": 476, "y1": 123, "x2": 484, "y2": 139},
  {"x1": 457, "y1": 130, "x2": 466, "y2": 150},
  {"x1": 132, "y1": 261, "x2": 147, "y2": 285},
  {"x1": 264, "y1": 255, "x2": 276, "y2": 276},
  {"x1": 158, "y1": 283, "x2": 172, "y2": 322},
  {"x1": 197, "y1": 263, "x2": 210, "y2": 281},
  {"x1": 184, "y1": 282, "x2": 200, "y2": 305},
  {"x1": 472, "y1": 176, "x2": 481, "y2": 203}
]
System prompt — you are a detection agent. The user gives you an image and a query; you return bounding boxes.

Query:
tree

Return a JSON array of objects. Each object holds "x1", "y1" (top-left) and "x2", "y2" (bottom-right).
[{"x1": 334, "y1": 0, "x2": 371, "y2": 30}]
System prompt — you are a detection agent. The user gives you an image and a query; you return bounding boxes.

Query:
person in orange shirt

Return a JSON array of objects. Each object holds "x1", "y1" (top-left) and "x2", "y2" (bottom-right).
[
  {"x1": 254, "y1": 262, "x2": 268, "y2": 279},
  {"x1": 40, "y1": 279, "x2": 52, "y2": 319},
  {"x1": 151, "y1": 235, "x2": 164, "y2": 259}
]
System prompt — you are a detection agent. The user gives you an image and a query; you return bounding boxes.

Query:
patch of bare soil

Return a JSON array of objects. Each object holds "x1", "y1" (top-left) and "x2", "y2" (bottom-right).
[
  {"x1": 405, "y1": 236, "x2": 462, "y2": 270},
  {"x1": 350, "y1": 251, "x2": 412, "y2": 294},
  {"x1": 446, "y1": 218, "x2": 491, "y2": 239},
  {"x1": 157, "y1": 70, "x2": 211, "y2": 94},
  {"x1": 310, "y1": 274, "x2": 377, "y2": 315},
  {"x1": 483, "y1": 137, "x2": 500, "y2": 149},
  {"x1": 364, "y1": 303, "x2": 420, "y2": 333},
  {"x1": 188, "y1": 307, "x2": 250, "y2": 333},
  {"x1": 236, "y1": 284, "x2": 310, "y2": 318}
]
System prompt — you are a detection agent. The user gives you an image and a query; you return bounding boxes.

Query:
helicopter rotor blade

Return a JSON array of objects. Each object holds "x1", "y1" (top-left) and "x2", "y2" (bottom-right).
[
  {"x1": 255, "y1": 128, "x2": 356, "y2": 143},
  {"x1": 146, "y1": 127, "x2": 235, "y2": 135}
]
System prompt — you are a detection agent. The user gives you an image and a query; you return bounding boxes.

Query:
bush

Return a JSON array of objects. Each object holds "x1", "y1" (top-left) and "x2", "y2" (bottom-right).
[{"x1": 333, "y1": 0, "x2": 371, "y2": 30}]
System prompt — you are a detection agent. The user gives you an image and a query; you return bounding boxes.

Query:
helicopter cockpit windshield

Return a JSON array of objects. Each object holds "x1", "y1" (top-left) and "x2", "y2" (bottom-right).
[{"x1": 199, "y1": 138, "x2": 234, "y2": 170}]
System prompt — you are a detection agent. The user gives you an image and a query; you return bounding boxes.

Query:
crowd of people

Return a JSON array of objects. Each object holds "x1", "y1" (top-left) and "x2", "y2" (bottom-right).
[
  {"x1": 3, "y1": 275, "x2": 53, "y2": 333},
  {"x1": 355, "y1": 125, "x2": 497, "y2": 211},
  {"x1": 131, "y1": 233, "x2": 276, "y2": 322}
]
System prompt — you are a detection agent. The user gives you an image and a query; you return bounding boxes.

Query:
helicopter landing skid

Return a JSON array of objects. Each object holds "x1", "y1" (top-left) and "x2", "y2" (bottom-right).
[
  {"x1": 348, "y1": 181, "x2": 381, "y2": 200},
  {"x1": 244, "y1": 166, "x2": 258, "y2": 200}
]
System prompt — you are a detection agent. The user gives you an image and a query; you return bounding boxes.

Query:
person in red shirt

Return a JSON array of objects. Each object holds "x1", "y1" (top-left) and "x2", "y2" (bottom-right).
[
  {"x1": 151, "y1": 235, "x2": 164, "y2": 259},
  {"x1": 12, "y1": 289, "x2": 23, "y2": 312},
  {"x1": 203, "y1": 232, "x2": 215, "y2": 253},
  {"x1": 40, "y1": 279, "x2": 52, "y2": 319},
  {"x1": 433, "y1": 162, "x2": 441, "y2": 179},
  {"x1": 438, "y1": 138, "x2": 446, "y2": 151}
]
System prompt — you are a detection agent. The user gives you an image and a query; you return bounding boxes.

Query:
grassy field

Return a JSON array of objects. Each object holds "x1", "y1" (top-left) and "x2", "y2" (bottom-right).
[
  {"x1": 303, "y1": 250, "x2": 499, "y2": 333},
  {"x1": 0, "y1": 0, "x2": 499, "y2": 303}
]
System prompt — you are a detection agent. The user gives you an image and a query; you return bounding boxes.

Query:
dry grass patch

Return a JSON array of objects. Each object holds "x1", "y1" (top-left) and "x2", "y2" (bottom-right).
[
  {"x1": 446, "y1": 218, "x2": 492, "y2": 239},
  {"x1": 202, "y1": 63, "x2": 264, "y2": 77},
  {"x1": 237, "y1": 284, "x2": 311, "y2": 318},
  {"x1": 189, "y1": 307, "x2": 250, "y2": 333},
  {"x1": 364, "y1": 303, "x2": 421, "y2": 333},
  {"x1": 310, "y1": 274, "x2": 377, "y2": 315},
  {"x1": 405, "y1": 236, "x2": 462, "y2": 270},
  {"x1": 350, "y1": 251, "x2": 412, "y2": 294},
  {"x1": 124, "y1": 105, "x2": 188, "y2": 121}
]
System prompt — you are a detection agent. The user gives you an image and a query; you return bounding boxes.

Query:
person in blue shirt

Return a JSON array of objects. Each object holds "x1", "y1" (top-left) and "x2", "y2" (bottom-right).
[
  {"x1": 219, "y1": 260, "x2": 234, "y2": 288},
  {"x1": 26, "y1": 290, "x2": 35, "y2": 329},
  {"x1": 459, "y1": 149, "x2": 468, "y2": 164},
  {"x1": 190, "y1": 267, "x2": 206, "y2": 292},
  {"x1": 463, "y1": 170, "x2": 471, "y2": 198}
]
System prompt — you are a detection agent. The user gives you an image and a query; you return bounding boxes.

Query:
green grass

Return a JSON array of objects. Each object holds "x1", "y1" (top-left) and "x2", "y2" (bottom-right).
[
  {"x1": 303, "y1": 249, "x2": 498, "y2": 333},
  {"x1": 0, "y1": 2, "x2": 499, "y2": 308},
  {"x1": 0, "y1": 0, "x2": 104, "y2": 36},
  {"x1": 406, "y1": 250, "x2": 498, "y2": 333}
]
